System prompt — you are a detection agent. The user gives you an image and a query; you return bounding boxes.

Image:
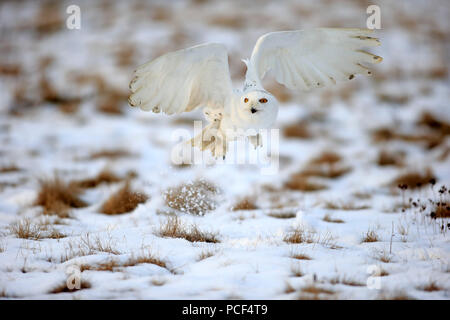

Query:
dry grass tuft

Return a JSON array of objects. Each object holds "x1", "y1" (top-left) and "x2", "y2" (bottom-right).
[
  {"x1": 298, "y1": 285, "x2": 335, "y2": 299},
  {"x1": 283, "y1": 121, "x2": 311, "y2": 139},
  {"x1": 232, "y1": 196, "x2": 258, "y2": 211},
  {"x1": 100, "y1": 182, "x2": 148, "y2": 215},
  {"x1": 310, "y1": 151, "x2": 342, "y2": 165},
  {"x1": 34, "y1": 177, "x2": 87, "y2": 217},
  {"x1": 417, "y1": 111, "x2": 450, "y2": 135},
  {"x1": 372, "y1": 127, "x2": 445, "y2": 149},
  {"x1": 377, "y1": 150, "x2": 404, "y2": 167},
  {"x1": 431, "y1": 200, "x2": 450, "y2": 219},
  {"x1": 0, "y1": 164, "x2": 21, "y2": 173},
  {"x1": 267, "y1": 211, "x2": 297, "y2": 219},
  {"x1": 197, "y1": 249, "x2": 216, "y2": 261},
  {"x1": 284, "y1": 282, "x2": 296, "y2": 294},
  {"x1": 417, "y1": 281, "x2": 442, "y2": 292},
  {"x1": 159, "y1": 216, "x2": 220, "y2": 243},
  {"x1": 329, "y1": 276, "x2": 365, "y2": 287},
  {"x1": 324, "y1": 201, "x2": 369, "y2": 211},
  {"x1": 362, "y1": 229, "x2": 380, "y2": 243},
  {"x1": 284, "y1": 227, "x2": 315, "y2": 244},
  {"x1": 323, "y1": 214, "x2": 344, "y2": 224},
  {"x1": 377, "y1": 290, "x2": 414, "y2": 300},
  {"x1": 164, "y1": 180, "x2": 218, "y2": 215},
  {"x1": 291, "y1": 264, "x2": 304, "y2": 277},
  {"x1": 284, "y1": 173, "x2": 327, "y2": 192},
  {"x1": 71, "y1": 168, "x2": 122, "y2": 189},
  {"x1": 89, "y1": 149, "x2": 133, "y2": 160},
  {"x1": 285, "y1": 151, "x2": 350, "y2": 191},
  {"x1": 284, "y1": 227, "x2": 338, "y2": 249},
  {"x1": 80, "y1": 252, "x2": 167, "y2": 272},
  {"x1": 291, "y1": 252, "x2": 312, "y2": 260},
  {"x1": 391, "y1": 169, "x2": 435, "y2": 189},
  {"x1": 9, "y1": 219, "x2": 43, "y2": 240},
  {"x1": 50, "y1": 280, "x2": 91, "y2": 294}
]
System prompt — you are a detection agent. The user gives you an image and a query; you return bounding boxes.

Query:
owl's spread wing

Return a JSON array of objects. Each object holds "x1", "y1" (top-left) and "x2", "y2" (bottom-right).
[
  {"x1": 129, "y1": 43, "x2": 233, "y2": 114},
  {"x1": 249, "y1": 28, "x2": 382, "y2": 91}
]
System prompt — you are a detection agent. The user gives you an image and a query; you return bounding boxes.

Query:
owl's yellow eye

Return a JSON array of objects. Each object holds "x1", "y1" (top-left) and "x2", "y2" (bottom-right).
[
  {"x1": 259, "y1": 98, "x2": 268, "y2": 103},
  {"x1": 244, "y1": 98, "x2": 249, "y2": 103}
]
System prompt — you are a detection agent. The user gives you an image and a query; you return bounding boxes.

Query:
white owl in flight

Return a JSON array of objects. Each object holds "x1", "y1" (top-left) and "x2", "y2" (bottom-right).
[{"x1": 128, "y1": 28, "x2": 382, "y2": 158}]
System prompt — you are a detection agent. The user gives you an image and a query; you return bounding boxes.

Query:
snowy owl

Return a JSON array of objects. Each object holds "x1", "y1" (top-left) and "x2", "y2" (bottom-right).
[{"x1": 128, "y1": 28, "x2": 382, "y2": 158}]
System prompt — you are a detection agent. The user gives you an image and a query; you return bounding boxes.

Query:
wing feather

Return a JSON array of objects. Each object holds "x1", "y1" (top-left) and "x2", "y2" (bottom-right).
[
  {"x1": 129, "y1": 43, "x2": 233, "y2": 114},
  {"x1": 249, "y1": 28, "x2": 382, "y2": 91}
]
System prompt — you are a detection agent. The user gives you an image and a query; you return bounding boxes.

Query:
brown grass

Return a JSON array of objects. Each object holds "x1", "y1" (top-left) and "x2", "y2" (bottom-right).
[
  {"x1": 291, "y1": 264, "x2": 304, "y2": 277},
  {"x1": 417, "y1": 281, "x2": 442, "y2": 292},
  {"x1": 362, "y1": 229, "x2": 380, "y2": 243},
  {"x1": 298, "y1": 285, "x2": 335, "y2": 299},
  {"x1": 376, "y1": 92, "x2": 410, "y2": 105},
  {"x1": 431, "y1": 201, "x2": 450, "y2": 219},
  {"x1": 51, "y1": 280, "x2": 91, "y2": 294},
  {"x1": 284, "y1": 173, "x2": 327, "y2": 192},
  {"x1": 324, "y1": 201, "x2": 370, "y2": 211},
  {"x1": 310, "y1": 151, "x2": 342, "y2": 165},
  {"x1": 100, "y1": 182, "x2": 148, "y2": 215},
  {"x1": 232, "y1": 197, "x2": 258, "y2": 211},
  {"x1": 267, "y1": 211, "x2": 297, "y2": 219},
  {"x1": 89, "y1": 149, "x2": 133, "y2": 160},
  {"x1": 71, "y1": 168, "x2": 122, "y2": 189},
  {"x1": 291, "y1": 252, "x2": 312, "y2": 260},
  {"x1": 417, "y1": 111, "x2": 450, "y2": 135},
  {"x1": 209, "y1": 14, "x2": 245, "y2": 29},
  {"x1": 285, "y1": 151, "x2": 350, "y2": 190},
  {"x1": 372, "y1": 127, "x2": 445, "y2": 149},
  {"x1": 34, "y1": 176, "x2": 87, "y2": 217},
  {"x1": 283, "y1": 121, "x2": 311, "y2": 139},
  {"x1": 329, "y1": 276, "x2": 365, "y2": 287},
  {"x1": 390, "y1": 169, "x2": 436, "y2": 189},
  {"x1": 159, "y1": 216, "x2": 220, "y2": 243},
  {"x1": 377, "y1": 150, "x2": 404, "y2": 167},
  {"x1": 9, "y1": 219, "x2": 43, "y2": 240},
  {"x1": 323, "y1": 214, "x2": 344, "y2": 224},
  {"x1": 377, "y1": 290, "x2": 414, "y2": 300},
  {"x1": 164, "y1": 180, "x2": 218, "y2": 215},
  {"x1": 197, "y1": 249, "x2": 216, "y2": 261},
  {"x1": 81, "y1": 253, "x2": 167, "y2": 272},
  {"x1": 9, "y1": 218, "x2": 66, "y2": 240},
  {"x1": 284, "y1": 228, "x2": 314, "y2": 244},
  {"x1": 0, "y1": 164, "x2": 21, "y2": 173}
]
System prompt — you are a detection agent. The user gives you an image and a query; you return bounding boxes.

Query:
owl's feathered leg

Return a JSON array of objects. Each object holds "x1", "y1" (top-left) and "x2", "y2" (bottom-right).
[
  {"x1": 249, "y1": 133, "x2": 263, "y2": 149},
  {"x1": 189, "y1": 108, "x2": 226, "y2": 157}
]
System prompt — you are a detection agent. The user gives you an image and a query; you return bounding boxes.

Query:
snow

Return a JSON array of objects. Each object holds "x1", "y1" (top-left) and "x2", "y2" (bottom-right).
[{"x1": 0, "y1": 0, "x2": 449, "y2": 299}]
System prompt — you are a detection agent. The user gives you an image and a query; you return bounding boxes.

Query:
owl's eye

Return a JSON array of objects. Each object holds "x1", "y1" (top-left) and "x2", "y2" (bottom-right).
[
  {"x1": 244, "y1": 98, "x2": 249, "y2": 103},
  {"x1": 259, "y1": 98, "x2": 268, "y2": 103}
]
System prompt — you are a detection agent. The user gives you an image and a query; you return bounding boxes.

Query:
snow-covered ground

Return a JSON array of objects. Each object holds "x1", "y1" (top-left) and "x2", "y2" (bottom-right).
[{"x1": 0, "y1": 0, "x2": 449, "y2": 299}]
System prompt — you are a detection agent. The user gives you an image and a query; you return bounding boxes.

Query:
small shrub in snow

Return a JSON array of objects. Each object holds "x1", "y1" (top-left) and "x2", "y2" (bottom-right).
[{"x1": 163, "y1": 180, "x2": 218, "y2": 215}]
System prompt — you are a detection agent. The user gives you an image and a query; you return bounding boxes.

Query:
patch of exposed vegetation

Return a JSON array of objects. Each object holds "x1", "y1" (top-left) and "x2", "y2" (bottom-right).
[{"x1": 164, "y1": 180, "x2": 218, "y2": 215}]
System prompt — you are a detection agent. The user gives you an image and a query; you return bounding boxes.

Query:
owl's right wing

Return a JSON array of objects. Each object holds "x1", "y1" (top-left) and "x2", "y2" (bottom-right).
[
  {"x1": 249, "y1": 28, "x2": 382, "y2": 91},
  {"x1": 129, "y1": 43, "x2": 233, "y2": 115}
]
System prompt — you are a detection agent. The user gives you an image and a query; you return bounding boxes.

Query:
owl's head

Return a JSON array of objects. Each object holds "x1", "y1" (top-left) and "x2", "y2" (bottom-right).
[{"x1": 237, "y1": 90, "x2": 278, "y2": 128}]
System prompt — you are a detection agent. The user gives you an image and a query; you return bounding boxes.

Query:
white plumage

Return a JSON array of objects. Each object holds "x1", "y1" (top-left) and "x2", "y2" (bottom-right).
[{"x1": 129, "y1": 28, "x2": 382, "y2": 157}]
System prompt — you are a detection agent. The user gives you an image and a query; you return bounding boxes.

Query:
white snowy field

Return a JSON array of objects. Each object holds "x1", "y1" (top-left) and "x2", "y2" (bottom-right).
[{"x1": 0, "y1": 0, "x2": 449, "y2": 299}]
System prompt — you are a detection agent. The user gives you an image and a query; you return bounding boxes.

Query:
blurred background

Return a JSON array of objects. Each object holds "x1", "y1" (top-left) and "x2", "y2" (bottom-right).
[
  {"x1": 0, "y1": 0, "x2": 449, "y2": 300},
  {"x1": 0, "y1": 0, "x2": 449, "y2": 190}
]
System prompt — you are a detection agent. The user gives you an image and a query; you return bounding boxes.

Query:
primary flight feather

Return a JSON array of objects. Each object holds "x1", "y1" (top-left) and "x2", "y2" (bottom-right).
[{"x1": 129, "y1": 28, "x2": 382, "y2": 158}]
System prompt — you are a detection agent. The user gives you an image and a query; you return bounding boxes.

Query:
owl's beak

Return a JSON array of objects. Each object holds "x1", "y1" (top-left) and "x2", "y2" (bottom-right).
[{"x1": 251, "y1": 107, "x2": 258, "y2": 114}]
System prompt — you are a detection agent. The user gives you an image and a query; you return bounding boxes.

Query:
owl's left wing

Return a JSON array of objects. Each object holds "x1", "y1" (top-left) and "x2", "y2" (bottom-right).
[
  {"x1": 129, "y1": 43, "x2": 233, "y2": 115},
  {"x1": 249, "y1": 28, "x2": 382, "y2": 91}
]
